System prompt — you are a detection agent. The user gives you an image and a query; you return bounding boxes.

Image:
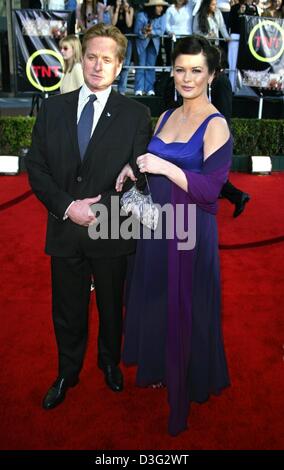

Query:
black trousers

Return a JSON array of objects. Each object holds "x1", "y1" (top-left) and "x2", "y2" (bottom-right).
[
  {"x1": 220, "y1": 180, "x2": 243, "y2": 204},
  {"x1": 51, "y1": 255, "x2": 127, "y2": 380}
]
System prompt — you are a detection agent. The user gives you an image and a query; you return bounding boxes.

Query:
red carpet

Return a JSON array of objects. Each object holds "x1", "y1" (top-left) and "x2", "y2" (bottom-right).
[{"x1": 0, "y1": 173, "x2": 283, "y2": 450}]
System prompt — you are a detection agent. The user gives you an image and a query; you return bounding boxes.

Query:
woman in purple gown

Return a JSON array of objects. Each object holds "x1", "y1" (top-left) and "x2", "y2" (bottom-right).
[{"x1": 116, "y1": 35, "x2": 232, "y2": 436}]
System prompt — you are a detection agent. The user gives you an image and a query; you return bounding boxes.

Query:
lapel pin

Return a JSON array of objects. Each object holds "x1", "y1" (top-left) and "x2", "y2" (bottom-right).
[{"x1": 106, "y1": 112, "x2": 111, "y2": 117}]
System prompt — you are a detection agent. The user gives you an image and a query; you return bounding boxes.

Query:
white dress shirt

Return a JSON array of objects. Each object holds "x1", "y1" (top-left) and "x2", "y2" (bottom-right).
[
  {"x1": 64, "y1": 84, "x2": 112, "y2": 219},
  {"x1": 77, "y1": 83, "x2": 112, "y2": 136}
]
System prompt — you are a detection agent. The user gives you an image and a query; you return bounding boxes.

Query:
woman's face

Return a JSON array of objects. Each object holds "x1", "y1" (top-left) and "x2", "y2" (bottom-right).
[
  {"x1": 173, "y1": 53, "x2": 213, "y2": 100},
  {"x1": 176, "y1": 0, "x2": 187, "y2": 6},
  {"x1": 155, "y1": 5, "x2": 164, "y2": 15},
  {"x1": 209, "y1": 0, "x2": 217, "y2": 13},
  {"x1": 60, "y1": 42, "x2": 74, "y2": 61}
]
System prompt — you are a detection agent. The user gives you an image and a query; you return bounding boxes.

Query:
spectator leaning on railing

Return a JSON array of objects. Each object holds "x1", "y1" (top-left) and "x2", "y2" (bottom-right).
[
  {"x1": 193, "y1": 0, "x2": 231, "y2": 27},
  {"x1": 164, "y1": 0, "x2": 194, "y2": 64},
  {"x1": 193, "y1": 0, "x2": 230, "y2": 45},
  {"x1": 165, "y1": 0, "x2": 194, "y2": 35},
  {"x1": 134, "y1": 0, "x2": 169, "y2": 96}
]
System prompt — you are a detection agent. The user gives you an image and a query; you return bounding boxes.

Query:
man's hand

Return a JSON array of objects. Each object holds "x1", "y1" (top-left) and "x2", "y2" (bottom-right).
[
  {"x1": 67, "y1": 195, "x2": 101, "y2": 226},
  {"x1": 115, "y1": 164, "x2": 136, "y2": 192}
]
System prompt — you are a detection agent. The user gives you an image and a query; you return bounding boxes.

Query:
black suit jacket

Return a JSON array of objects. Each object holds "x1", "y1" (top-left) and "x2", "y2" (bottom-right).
[
  {"x1": 211, "y1": 72, "x2": 232, "y2": 127},
  {"x1": 26, "y1": 89, "x2": 152, "y2": 258}
]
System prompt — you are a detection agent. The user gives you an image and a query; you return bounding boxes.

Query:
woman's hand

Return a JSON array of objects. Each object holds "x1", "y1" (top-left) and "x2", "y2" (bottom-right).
[
  {"x1": 115, "y1": 163, "x2": 136, "y2": 192},
  {"x1": 136, "y1": 153, "x2": 169, "y2": 175},
  {"x1": 143, "y1": 24, "x2": 152, "y2": 36},
  {"x1": 138, "y1": 153, "x2": 188, "y2": 192}
]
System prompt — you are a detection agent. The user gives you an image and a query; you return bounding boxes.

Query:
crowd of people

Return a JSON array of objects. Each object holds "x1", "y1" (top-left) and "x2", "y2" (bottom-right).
[
  {"x1": 28, "y1": 0, "x2": 284, "y2": 93},
  {"x1": 24, "y1": 0, "x2": 282, "y2": 438}
]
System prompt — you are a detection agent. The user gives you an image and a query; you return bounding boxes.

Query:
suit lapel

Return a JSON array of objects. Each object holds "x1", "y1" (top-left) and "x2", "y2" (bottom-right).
[
  {"x1": 63, "y1": 89, "x2": 81, "y2": 165},
  {"x1": 81, "y1": 89, "x2": 122, "y2": 168}
]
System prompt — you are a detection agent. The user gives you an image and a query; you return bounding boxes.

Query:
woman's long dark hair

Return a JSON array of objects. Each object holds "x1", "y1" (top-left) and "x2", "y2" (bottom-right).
[{"x1": 197, "y1": 0, "x2": 213, "y2": 35}]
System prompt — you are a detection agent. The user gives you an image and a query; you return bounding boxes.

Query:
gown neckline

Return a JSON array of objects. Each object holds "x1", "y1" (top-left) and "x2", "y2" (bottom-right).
[{"x1": 155, "y1": 112, "x2": 222, "y2": 145}]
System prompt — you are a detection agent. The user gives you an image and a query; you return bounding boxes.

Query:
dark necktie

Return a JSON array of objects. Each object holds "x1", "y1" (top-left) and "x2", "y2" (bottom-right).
[{"x1": 77, "y1": 94, "x2": 97, "y2": 161}]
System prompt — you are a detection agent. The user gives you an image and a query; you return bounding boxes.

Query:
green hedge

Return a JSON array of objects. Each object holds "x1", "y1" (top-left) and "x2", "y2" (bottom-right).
[
  {"x1": 0, "y1": 116, "x2": 284, "y2": 156},
  {"x1": 231, "y1": 118, "x2": 284, "y2": 155},
  {"x1": 0, "y1": 116, "x2": 35, "y2": 155}
]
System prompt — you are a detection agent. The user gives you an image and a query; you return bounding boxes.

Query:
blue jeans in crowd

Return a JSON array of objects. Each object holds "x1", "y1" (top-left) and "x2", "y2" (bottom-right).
[
  {"x1": 118, "y1": 40, "x2": 132, "y2": 94},
  {"x1": 135, "y1": 40, "x2": 158, "y2": 93}
]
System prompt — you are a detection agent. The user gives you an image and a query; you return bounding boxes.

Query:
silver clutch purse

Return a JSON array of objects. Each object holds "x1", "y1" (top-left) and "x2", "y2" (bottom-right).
[{"x1": 120, "y1": 175, "x2": 159, "y2": 231}]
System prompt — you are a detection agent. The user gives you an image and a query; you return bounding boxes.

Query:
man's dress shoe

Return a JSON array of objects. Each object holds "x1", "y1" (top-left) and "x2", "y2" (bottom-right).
[
  {"x1": 233, "y1": 193, "x2": 251, "y2": 218},
  {"x1": 42, "y1": 376, "x2": 78, "y2": 410},
  {"x1": 100, "y1": 365, "x2": 123, "y2": 392}
]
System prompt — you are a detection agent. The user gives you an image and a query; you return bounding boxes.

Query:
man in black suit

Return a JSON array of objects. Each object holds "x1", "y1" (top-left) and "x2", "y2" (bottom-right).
[
  {"x1": 211, "y1": 57, "x2": 251, "y2": 217},
  {"x1": 26, "y1": 24, "x2": 151, "y2": 409}
]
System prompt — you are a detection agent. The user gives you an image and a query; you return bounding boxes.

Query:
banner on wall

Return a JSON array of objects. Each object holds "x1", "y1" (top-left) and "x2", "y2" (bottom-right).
[
  {"x1": 237, "y1": 15, "x2": 284, "y2": 91},
  {"x1": 13, "y1": 9, "x2": 71, "y2": 93}
]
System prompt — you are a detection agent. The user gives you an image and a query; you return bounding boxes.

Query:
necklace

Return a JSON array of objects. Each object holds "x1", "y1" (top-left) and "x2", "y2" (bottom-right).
[{"x1": 180, "y1": 109, "x2": 195, "y2": 123}]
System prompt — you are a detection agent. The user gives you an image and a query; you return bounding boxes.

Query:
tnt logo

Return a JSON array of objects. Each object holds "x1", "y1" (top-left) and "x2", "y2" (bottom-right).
[
  {"x1": 254, "y1": 36, "x2": 281, "y2": 49},
  {"x1": 32, "y1": 65, "x2": 61, "y2": 78},
  {"x1": 249, "y1": 20, "x2": 284, "y2": 63},
  {"x1": 26, "y1": 49, "x2": 64, "y2": 92}
]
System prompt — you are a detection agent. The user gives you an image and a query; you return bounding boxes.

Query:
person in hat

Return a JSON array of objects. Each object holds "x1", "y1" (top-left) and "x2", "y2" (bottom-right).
[{"x1": 134, "y1": 0, "x2": 169, "y2": 96}]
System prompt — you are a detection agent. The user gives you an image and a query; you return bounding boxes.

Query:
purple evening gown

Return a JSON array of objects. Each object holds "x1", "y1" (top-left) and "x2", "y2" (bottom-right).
[{"x1": 122, "y1": 109, "x2": 232, "y2": 436}]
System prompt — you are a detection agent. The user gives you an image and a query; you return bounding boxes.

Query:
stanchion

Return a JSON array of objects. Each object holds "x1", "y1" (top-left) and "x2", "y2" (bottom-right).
[
  {"x1": 29, "y1": 92, "x2": 48, "y2": 116},
  {"x1": 258, "y1": 91, "x2": 264, "y2": 120}
]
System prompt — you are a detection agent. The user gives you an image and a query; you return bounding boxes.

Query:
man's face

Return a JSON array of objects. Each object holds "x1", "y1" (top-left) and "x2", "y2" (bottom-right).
[{"x1": 82, "y1": 36, "x2": 122, "y2": 92}]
